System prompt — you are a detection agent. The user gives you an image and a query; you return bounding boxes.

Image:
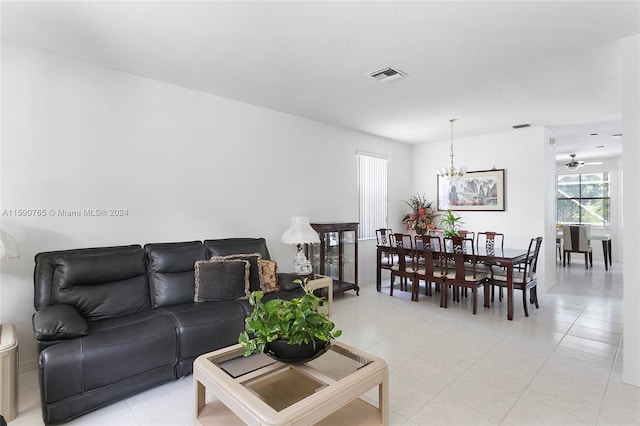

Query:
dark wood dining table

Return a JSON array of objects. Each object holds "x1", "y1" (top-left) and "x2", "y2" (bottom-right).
[{"x1": 376, "y1": 244, "x2": 530, "y2": 320}]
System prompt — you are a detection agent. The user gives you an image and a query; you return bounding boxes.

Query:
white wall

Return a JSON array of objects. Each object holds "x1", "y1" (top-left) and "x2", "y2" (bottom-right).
[
  {"x1": 542, "y1": 128, "x2": 557, "y2": 290},
  {"x1": 411, "y1": 126, "x2": 555, "y2": 289},
  {"x1": 0, "y1": 42, "x2": 412, "y2": 368},
  {"x1": 622, "y1": 34, "x2": 639, "y2": 387}
]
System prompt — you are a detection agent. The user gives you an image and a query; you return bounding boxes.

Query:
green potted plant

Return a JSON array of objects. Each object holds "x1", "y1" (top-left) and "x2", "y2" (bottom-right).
[
  {"x1": 439, "y1": 209, "x2": 464, "y2": 237},
  {"x1": 238, "y1": 281, "x2": 341, "y2": 360}
]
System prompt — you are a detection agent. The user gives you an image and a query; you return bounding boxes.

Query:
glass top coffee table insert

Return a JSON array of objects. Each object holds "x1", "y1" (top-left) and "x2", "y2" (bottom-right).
[
  {"x1": 216, "y1": 345, "x2": 373, "y2": 412},
  {"x1": 195, "y1": 341, "x2": 388, "y2": 426}
]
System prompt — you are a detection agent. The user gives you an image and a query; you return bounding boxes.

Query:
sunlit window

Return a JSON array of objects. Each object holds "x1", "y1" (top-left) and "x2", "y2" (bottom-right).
[{"x1": 556, "y1": 172, "x2": 610, "y2": 226}]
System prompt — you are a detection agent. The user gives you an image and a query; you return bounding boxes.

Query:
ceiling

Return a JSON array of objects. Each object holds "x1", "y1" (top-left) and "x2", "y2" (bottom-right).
[{"x1": 2, "y1": 1, "x2": 638, "y2": 163}]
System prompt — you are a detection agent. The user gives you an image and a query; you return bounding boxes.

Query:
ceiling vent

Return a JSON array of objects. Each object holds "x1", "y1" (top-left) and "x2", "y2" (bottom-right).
[
  {"x1": 368, "y1": 66, "x2": 406, "y2": 83},
  {"x1": 512, "y1": 123, "x2": 531, "y2": 129}
]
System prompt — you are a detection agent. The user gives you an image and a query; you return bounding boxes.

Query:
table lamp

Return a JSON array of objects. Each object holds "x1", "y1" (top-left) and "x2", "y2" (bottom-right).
[
  {"x1": 0, "y1": 229, "x2": 20, "y2": 262},
  {"x1": 280, "y1": 216, "x2": 320, "y2": 274}
]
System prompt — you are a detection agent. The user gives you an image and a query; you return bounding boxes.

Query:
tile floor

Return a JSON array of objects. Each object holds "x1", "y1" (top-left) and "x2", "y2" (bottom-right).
[{"x1": 8, "y1": 262, "x2": 639, "y2": 425}]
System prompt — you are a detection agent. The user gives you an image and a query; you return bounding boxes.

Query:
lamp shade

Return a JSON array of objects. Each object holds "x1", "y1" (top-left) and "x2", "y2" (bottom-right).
[
  {"x1": 280, "y1": 216, "x2": 320, "y2": 245},
  {"x1": 0, "y1": 229, "x2": 20, "y2": 262}
]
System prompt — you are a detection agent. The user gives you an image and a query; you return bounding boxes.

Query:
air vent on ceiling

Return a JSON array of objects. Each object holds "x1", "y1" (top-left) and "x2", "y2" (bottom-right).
[
  {"x1": 368, "y1": 66, "x2": 406, "y2": 83},
  {"x1": 512, "y1": 123, "x2": 531, "y2": 129}
]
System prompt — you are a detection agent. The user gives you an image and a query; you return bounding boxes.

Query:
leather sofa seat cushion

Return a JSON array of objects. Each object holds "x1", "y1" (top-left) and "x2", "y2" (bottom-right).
[
  {"x1": 51, "y1": 248, "x2": 150, "y2": 320},
  {"x1": 157, "y1": 301, "x2": 246, "y2": 368},
  {"x1": 144, "y1": 242, "x2": 205, "y2": 308},
  {"x1": 39, "y1": 311, "x2": 177, "y2": 404}
]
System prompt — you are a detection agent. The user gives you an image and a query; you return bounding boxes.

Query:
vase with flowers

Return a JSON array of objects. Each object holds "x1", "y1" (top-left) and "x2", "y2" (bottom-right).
[{"x1": 402, "y1": 193, "x2": 437, "y2": 235}]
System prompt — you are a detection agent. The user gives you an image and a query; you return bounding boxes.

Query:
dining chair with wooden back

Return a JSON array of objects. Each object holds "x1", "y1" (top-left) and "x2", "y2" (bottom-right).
[
  {"x1": 376, "y1": 228, "x2": 395, "y2": 264},
  {"x1": 389, "y1": 233, "x2": 415, "y2": 294},
  {"x1": 459, "y1": 230, "x2": 475, "y2": 245},
  {"x1": 488, "y1": 236, "x2": 543, "y2": 317},
  {"x1": 477, "y1": 231, "x2": 505, "y2": 300},
  {"x1": 562, "y1": 225, "x2": 592, "y2": 269},
  {"x1": 442, "y1": 236, "x2": 487, "y2": 314},
  {"x1": 376, "y1": 228, "x2": 397, "y2": 287},
  {"x1": 413, "y1": 235, "x2": 445, "y2": 301},
  {"x1": 389, "y1": 239, "x2": 416, "y2": 299},
  {"x1": 376, "y1": 228, "x2": 394, "y2": 247},
  {"x1": 476, "y1": 231, "x2": 504, "y2": 255}
]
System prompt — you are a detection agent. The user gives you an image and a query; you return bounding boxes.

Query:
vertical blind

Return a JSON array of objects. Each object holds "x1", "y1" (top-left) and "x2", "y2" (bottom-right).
[{"x1": 357, "y1": 152, "x2": 388, "y2": 239}]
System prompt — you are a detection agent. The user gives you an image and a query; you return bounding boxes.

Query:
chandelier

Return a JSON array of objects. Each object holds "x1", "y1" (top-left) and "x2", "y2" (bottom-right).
[{"x1": 438, "y1": 118, "x2": 466, "y2": 179}]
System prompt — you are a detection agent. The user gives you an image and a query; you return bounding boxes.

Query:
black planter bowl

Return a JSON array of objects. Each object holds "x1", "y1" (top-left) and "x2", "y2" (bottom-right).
[{"x1": 264, "y1": 339, "x2": 330, "y2": 363}]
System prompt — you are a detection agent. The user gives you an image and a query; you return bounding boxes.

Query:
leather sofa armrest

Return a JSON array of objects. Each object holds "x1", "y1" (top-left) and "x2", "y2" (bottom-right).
[
  {"x1": 277, "y1": 272, "x2": 306, "y2": 291},
  {"x1": 33, "y1": 305, "x2": 89, "y2": 341}
]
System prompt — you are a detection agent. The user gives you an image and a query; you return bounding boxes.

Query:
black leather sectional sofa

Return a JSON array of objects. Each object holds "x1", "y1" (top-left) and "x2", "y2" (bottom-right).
[{"x1": 32, "y1": 238, "x2": 305, "y2": 424}]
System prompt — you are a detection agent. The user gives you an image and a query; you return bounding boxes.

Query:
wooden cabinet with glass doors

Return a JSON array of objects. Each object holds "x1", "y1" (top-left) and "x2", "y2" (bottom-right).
[{"x1": 308, "y1": 222, "x2": 359, "y2": 296}]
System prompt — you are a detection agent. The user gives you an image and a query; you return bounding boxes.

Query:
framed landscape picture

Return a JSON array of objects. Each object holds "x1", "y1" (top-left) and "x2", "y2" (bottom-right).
[{"x1": 437, "y1": 169, "x2": 505, "y2": 211}]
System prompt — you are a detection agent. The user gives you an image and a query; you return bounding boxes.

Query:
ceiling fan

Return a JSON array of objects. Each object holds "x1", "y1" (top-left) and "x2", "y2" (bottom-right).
[{"x1": 564, "y1": 154, "x2": 602, "y2": 171}]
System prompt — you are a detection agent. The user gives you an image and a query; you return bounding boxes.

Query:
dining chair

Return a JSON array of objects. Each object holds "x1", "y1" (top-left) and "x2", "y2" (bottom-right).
[
  {"x1": 459, "y1": 230, "x2": 475, "y2": 244},
  {"x1": 476, "y1": 231, "x2": 504, "y2": 255},
  {"x1": 563, "y1": 225, "x2": 592, "y2": 269},
  {"x1": 376, "y1": 228, "x2": 394, "y2": 247},
  {"x1": 389, "y1": 243, "x2": 416, "y2": 299},
  {"x1": 391, "y1": 233, "x2": 415, "y2": 292},
  {"x1": 393, "y1": 233, "x2": 413, "y2": 250},
  {"x1": 488, "y1": 236, "x2": 543, "y2": 317},
  {"x1": 413, "y1": 235, "x2": 445, "y2": 301},
  {"x1": 376, "y1": 228, "x2": 396, "y2": 286},
  {"x1": 442, "y1": 236, "x2": 487, "y2": 314},
  {"x1": 477, "y1": 231, "x2": 505, "y2": 299}
]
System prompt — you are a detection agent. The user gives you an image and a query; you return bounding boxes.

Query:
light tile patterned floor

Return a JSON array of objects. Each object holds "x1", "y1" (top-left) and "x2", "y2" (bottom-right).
[{"x1": 9, "y1": 263, "x2": 639, "y2": 425}]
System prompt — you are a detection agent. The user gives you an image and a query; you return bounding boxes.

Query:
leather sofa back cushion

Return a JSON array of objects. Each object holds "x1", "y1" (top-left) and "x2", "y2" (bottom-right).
[
  {"x1": 33, "y1": 245, "x2": 142, "y2": 311},
  {"x1": 145, "y1": 242, "x2": 205, "y2": 308},
  {"x1": 203, "y1": 238, "x2": 271, "y2": 260},
  {"x1": 52, "y1": 249, "x2": 150, "y2": 321}
]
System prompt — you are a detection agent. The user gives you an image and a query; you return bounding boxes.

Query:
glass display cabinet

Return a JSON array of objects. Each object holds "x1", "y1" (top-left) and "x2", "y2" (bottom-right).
[{"x1": 308, "y1": 222, "x2": 359, "y2": 296}]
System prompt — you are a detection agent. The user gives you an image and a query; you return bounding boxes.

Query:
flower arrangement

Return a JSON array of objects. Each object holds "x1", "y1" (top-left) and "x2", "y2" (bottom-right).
[{"x1": 402, "y1": 193, "x2": 437, "y2": 234}]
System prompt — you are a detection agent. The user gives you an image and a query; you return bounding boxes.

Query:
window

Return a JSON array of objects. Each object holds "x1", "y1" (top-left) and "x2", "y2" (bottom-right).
[
  {"x1": 557, "y1": 172, "x2": 610, "y2": 226},
  {"x1": 357, "y1": 152, "x2": 388, "y2": 239}
]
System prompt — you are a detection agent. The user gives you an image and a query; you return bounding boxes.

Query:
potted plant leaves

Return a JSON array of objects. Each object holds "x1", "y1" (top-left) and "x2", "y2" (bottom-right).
[
  {"x1": 439, "y1": 209, "x2": 464, "y2": 237},
  {"x1": 238, "y1": 281, "x2": 341, "y2": 362}
]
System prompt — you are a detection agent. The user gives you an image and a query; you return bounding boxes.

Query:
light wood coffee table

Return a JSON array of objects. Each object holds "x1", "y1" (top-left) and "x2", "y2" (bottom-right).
[{"x1": 194, "y1": 341, "x2": 388, "y2": 425}]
